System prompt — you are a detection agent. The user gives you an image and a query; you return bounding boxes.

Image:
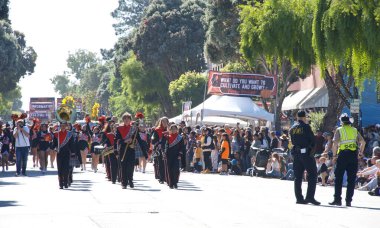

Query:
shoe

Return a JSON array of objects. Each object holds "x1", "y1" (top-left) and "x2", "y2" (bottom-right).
[
  {"x1": 346, "y1": 202, "x2": 351, "y2": 207},
  {"x1": 15, "y1": 173, "x2": 19, "y2": 177},
  {"x1": 112, "y1": 182, "x2": 116, "y2": 184},
  {"x1": 357, "y1": 186, "x2": 367, "y2": 191},
  {"x1": 22, "y1": 173, "x2": 27, "y2": 176},
  {"x1": 59, "y1": 186, "x2": 63, "y2": 189},
  {"x1": 129, "y1": 181, "x2": 134, "y2": 188},
  {"x1": 296, "y1": 199, "x2": 307, "y2": 204},
  {"x1": 64, "y1": 184, "x2": 68, "y2": 189},
  {"x1": 328, "y1": 200, "x2": 342, "y2": 206},
  {"x1": 174, "y1": 184, "x2": 178, "y2": 189},
  {"x1": 306, "y1": 199, "x2": 321, "y2": 205},
  {"x1": 122, "y1": 185, "x2": 127, "y2": 189},
  {"x1": 159, "y1": 180, "x2": 164, "y2": 184},
  {"x1": 169, "y1": 185, "x2": 174, "y2": 189}
]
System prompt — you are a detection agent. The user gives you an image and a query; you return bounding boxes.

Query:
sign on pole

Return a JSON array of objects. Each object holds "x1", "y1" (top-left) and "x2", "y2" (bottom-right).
[
  {"x1": 207, "y1": 71, "x2": 277, "y2": 97},
  {"x1": 350, "y1": 99, "x2": 360, "y2": 113}
]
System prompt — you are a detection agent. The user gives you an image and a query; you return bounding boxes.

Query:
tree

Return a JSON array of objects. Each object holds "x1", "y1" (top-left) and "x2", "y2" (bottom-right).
[
  {"x1": 240, "y1": 0, "x2": 314, "y2": 131},
  {"x1": 312, "y1": 0, "x2": 380, "y2": 130},
  {"x1": 169, "y1": 71, "x2": 207, "y2": 114},
  {"x1": 133, "y1": 0, "x2": 207, "y2": 83},
  {"x1": 0, "y1": 86, "x2": 22, "y2": 118},
  {"x1": 111, "y1": 0, "x2": 150, "y2": 36},
  {"x1": 0, "y1": 21, "x2": 37, "y2": 93},
  {"x1": 0, "y1": 0, "x2": 10, "y2": 21},
  {"x1": 50, "y1": 73, "x2": 72, "y2": 97},
  {"x1": 203, "y1": 0, "x2": 243, "y2": 63},
  {"x1": 67, "y1": 49, "x2": 99, "y2": 80}
]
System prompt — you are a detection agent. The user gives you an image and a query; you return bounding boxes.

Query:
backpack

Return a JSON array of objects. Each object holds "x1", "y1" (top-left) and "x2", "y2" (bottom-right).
[{"x1": 209, "y1": 136, "x2": 215, "y2": 150}]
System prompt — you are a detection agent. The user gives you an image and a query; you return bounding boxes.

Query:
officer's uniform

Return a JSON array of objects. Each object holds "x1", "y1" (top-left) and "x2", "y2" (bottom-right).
[
  {"x1": 289, "y1": 113, "x2": 317, "y2": 203},
  {"x1": 330, "y1": 121, "x2": 364, "y2": 206}
]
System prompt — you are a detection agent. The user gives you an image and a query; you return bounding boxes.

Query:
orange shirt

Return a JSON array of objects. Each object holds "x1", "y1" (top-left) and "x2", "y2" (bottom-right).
[
  {"x1": 194, "y1": 147, "x2": 202, "y2": 159},
  {"x1": 221, "y1": 140, "x2": 230, "y2": 160}
]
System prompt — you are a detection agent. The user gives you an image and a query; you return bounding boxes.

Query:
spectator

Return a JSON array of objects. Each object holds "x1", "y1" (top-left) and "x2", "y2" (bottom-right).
[
  {"x1": 201, "y1": 128, "x2": 214, "y2": 173},
  {"x1": 220, "y1": 133, "x2": 230, "y2": 175},
  {"x1": 259, "y1": 133, "x2": 269, "y2": 149},
  {"x1": 357, "y1": 159, "x2": 380, "y2": 191},
  {"x1": 322, "y1": 132, "x2": 333, "y2": 158},
  {"x1": 13, "y1": 119, "x2": 30, "y2": 176},
  {"x1": 314, "y1": 130, "x2": 324, "y2": 155},
  {"x1": 266, "y1": 152, "x2": 281, "y2": 178},
  {"x1": 193, "y1": 141, "x2": 202, "y2": 173},
  {"x1": 279, "y1": 131, "x2": 290, "y2": 151},
  {"x1": 318, "y1": 157, "x2": 328, "y2": 186},
  {"x1": 270, "y1": 131, "x2": 279, "y2": 150},
  {"x1": 186, "y1": 131, "x2": 196, "y2": 172}
]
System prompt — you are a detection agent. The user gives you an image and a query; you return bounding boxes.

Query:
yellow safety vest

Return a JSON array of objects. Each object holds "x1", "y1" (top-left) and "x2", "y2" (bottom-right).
[{"x1": 338, "y1": 125, "x2": 358, "y2": 153}]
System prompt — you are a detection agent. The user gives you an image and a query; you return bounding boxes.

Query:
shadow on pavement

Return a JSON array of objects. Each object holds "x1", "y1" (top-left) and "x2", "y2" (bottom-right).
[
  {"x1": 351, "y1": 206, "x2": 380, "y2": 211},
  {"x1": 177, "y1": 180, "x2": 202, "y2": 191},
  {"x1": 0, "y1": 181, "x2": 21, "y2": 187},
  {"x1": 0, "y1": 170, "x2": 57, "y2": 178},
  {"x1": 65, "y1": 179, "x2": 93, "y2": 192},
  {"x1": 132, "y1": 182, "x2": 161, "y2": 192},
  {"x1": 0, "y1": 201, "x2": 20, "y2": 207}
]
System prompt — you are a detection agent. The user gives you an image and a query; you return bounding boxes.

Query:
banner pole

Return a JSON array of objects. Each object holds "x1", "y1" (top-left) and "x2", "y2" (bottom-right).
[{"x1": 201, "y1": 70, "x2": 209, "y2": 126}]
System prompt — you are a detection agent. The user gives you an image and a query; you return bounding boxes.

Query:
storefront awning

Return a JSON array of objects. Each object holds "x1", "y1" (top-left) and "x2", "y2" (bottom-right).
[
  {"x1": 281, "y1": 88, "x2": 314, "y2": 111},
  {"x1": 298, "y1": 87, "x2": 328, "y2": 109}
]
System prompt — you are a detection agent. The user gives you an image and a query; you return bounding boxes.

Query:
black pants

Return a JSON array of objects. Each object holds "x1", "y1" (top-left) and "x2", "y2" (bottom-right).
[
  {"x1": 57, "y1": 154, "x2": 70, "y2": 187},
  {"x1": 105, "y1": 154, "x2": 111, "y2": 180},
  {"x1": 108, "y1": 153, "x2": 118, "y2": 183},
  {"x1": 165, "y1": 156, "x2": 180, "y2": 187},
  {"x1": 293, "y1": 153, "x2": 317, "y2": 201},
  {"x1": 154, "y1": 154, "x2": 166, "y2": 182},
  {"x1": 120, "y1": 148, "x2": 135, "y2": 187},
  {"x1": 334, "y1": 150, "x2": 358, "y2": 203},
  {"x1": 203, "y1": 151, "x2": 212, "y2": 171}
]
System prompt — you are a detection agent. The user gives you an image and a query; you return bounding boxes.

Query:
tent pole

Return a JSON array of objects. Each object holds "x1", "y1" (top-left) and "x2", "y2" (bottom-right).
[{"x1": 201, "y1": 70, "x2": 209, "y2": 125}]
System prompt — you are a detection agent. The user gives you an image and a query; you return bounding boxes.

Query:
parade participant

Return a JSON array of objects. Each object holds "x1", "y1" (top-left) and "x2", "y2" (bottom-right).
[
  {"x1": 90, "y1": 126, "x2": 102, "y2": 172},
  {"x1": 37, "y1": 123, "x2": 52, "y2": 174},
  {"x1": 30, "y1": 119, "x2": 40, "y2": 168},
  {"x1": 1, "y1": 125, "x2": 12, "y2": 172},
  {"x1": 289, "y1": 110, "x2": 320, "y2": 205},
  {"x1": 151, "y1": 117, "x2": 169, "y2": 184},
  {"x1": 102, "y1": 122, "x2": 118, "y2": 184},
  {"x1": 329, "y1": 114, "x2": 366, "y2": 207},
  {"x1": 220, "y1": 133, "x2": 231, "y2": 175},
  {"x1": 48, "y1": 125, "x2": 57, "y2": 168},
  {"x1": 13, "y1": 119, "x2": 30, "y2": 176},
  {"x1": 78, "y1": 123, "x2": 91, "y2": 171},
  {"x1": 163, "y1": 124, "x2": 184, "y2": 189},
  {"x1": 116, "y1": 112, "x2": 143, "y2": 189},
  {"x1": 54, "y1": 122, "x2": 76, "y2": 189},
  {"x1": 135, "y1": 123, "x2": 149, "y2": 173}
]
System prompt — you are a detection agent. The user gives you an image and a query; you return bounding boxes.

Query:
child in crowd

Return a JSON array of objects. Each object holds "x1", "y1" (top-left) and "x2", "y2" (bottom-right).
[
  {"x1": 318, "y1": 157, "x2": 328, "y2": 186},
  {"x1": 194, "y1": 141, "x2": 202, "y2": 173}
]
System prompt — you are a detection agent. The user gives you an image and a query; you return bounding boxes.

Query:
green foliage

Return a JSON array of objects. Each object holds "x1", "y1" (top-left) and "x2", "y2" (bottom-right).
[
  {"x1": 309, "y1": 111, "x2": 325, "y2": 133},
  {"x1": 240, "y1": 0, "x2": 314, "y2": 74},
  {"x1": 169, "y1": 71, "x2": 207, "y2": 114},
  {"x1": 111, "y1": 0, "x2": 150, "y2": 36},
  {"x1": 204, "y1": 0, "x2": 242, "y2": 63},
  {"x1": 0, "y1": 0, "x2": 9, "y2": 21},
  {"x1": 0, "y1": 86, "x2": 22, "y2": 118},
  {"x1": 0, "y1": 21, "x2": 37, "y2": 92},
  {"x1": 312, "y1": 0, "x2": 380, "y2": 85},
  {"x1": 67, "y1": 49, "x2": 100, "y2": 80},
  {"x1": 133, "y1": 0, "x2": 206, "y2": 82},
  {"x1": 221, "y1": 61, "x2": 252, "y2": 73},
  {"x1": 50, "y1": 73, "x2": 72, "y2": 97}
]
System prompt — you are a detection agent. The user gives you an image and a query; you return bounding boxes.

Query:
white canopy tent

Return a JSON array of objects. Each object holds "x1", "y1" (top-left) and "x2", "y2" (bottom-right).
[
  {"x1": 179, "y1": 95, "x2": 274, "y2": 125},
  {"x1": 169, "y1": 114, "x2": 252, "y2": 126}
]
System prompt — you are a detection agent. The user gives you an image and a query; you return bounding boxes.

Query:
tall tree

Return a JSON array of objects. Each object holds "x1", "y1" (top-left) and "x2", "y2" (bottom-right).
[
  {"x1": 240, "y1": 0, "x2": 314, "y2": 131},
  {"x1": 133, "y1": 0, "x2": 206, "y2": 83},
  {"x1": 168, "y1": 71, "x2": 207, "y2": 114},
  {"x1": 67, "y1": 49, "x2": 99, "y2": 80},
  {"x1": 312, "y1": 0, "x2": 380, "y2": 130},
  {"x1": 111, "y1": 0, "x2": 150, "y2": 36},
  {"x1": 50, "y1": 72, "x2": 72, "y2": 97}
]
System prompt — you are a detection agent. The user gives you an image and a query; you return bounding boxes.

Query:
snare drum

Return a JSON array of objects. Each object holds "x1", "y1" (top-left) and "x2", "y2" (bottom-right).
[{"x1": 94, "y1": 145, "x2": 105, "y2": 155}]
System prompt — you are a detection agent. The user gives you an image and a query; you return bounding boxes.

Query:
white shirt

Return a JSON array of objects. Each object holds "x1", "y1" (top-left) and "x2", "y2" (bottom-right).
[{"x1": 13, "y1": 126, "x2": 30, "y2": 147}]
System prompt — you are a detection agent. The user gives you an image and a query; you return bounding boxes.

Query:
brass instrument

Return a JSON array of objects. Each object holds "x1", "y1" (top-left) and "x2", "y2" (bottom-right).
[
  {"x1": 56, "y1": 96, "x2": 76, "y2": 123},
  {"x1": 121, "y1": 124, "x2": 138, "y2": 162},
  {"x1": 102, "y1": 147, "x2": 114, "y2": 157}
]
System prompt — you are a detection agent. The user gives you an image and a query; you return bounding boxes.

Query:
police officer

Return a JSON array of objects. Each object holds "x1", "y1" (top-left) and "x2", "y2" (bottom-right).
[
  {"x1": 329, "y1": 114, "x2": 365, "y2": 207},
  {"x1": 289, "y1": 110, "x2": 320, "y2": 205}
]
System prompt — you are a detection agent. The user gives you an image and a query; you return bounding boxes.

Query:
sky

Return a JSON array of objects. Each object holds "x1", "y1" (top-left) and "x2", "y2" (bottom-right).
[{"x1": 9, "y1": 0, "x2": 119, "y2": 111}]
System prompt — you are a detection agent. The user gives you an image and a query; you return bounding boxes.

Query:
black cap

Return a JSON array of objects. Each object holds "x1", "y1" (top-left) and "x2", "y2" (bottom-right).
[{"x1": 297, "y1": 110, "x2": 306, "y2": 118}]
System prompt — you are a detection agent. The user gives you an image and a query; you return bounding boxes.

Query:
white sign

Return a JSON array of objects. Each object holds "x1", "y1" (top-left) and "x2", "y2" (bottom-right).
[{"x1": 350, "y1": 99, "x2": 360, "y2": 113}]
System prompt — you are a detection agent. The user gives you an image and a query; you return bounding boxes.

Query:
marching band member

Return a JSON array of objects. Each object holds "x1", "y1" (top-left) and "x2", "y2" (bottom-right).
[
  {"x1": 151, "y1": 117, "x2": 169, "y2": 184},
  {"x1": 53, "y1": 122, "x2": 75, "y2": 189},
  {"x1": 90, "y1": 126, "x2": 102, "y2": 172},
  {"x1": 48, "y1": 125, "x2": 57, "y2": 168},
  {"x1": 30, "y1": 119, "x2": 40, "y2": 168},
  {"x1": 116, "y1": 112, "x2": 143, "y2": 189},
  {"x1": 37, "y1": 123, "x2": 52, "y2": 174},
  {"x1": 164, "y1": 124, "x2": 184, "y2": 189},
  {"x1": 78, "y1": 123, "x2": 91, "y2": 171},
  {"x1": 102, "y1": 122, "x2": 118, "y2": 184}
]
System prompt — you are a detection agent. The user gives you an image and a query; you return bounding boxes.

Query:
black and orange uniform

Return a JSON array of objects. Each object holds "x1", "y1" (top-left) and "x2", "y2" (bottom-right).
[
  {"x1": 164, "y1": 133, "x2": 184, "y2": 189},
  {"x1": 151, "y1": 127, "x2": 167, "y2": 183},
  {"x1": 54, "y1": 129, "x2": 76, "y2": 189},
  {"x1": 103, "y1": 132, "x2": 118, "y2": 184},
  {"x1": 116, "y1": 123, "x2": 142, "y2": 188}
]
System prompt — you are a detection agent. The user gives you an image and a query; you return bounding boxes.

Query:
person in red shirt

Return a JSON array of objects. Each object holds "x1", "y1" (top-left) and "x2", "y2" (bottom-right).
[
  {"x1": 164, "y1": 124, "x2": 184, "y2": 189},
  {"x1": 151, "y1": 117, "x2": 169, "y2": 184}
]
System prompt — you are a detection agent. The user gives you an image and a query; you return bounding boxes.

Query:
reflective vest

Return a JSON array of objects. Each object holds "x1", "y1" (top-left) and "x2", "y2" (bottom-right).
[{"x1": 338, "y1": 125, "x2": 358, "y2": 153}]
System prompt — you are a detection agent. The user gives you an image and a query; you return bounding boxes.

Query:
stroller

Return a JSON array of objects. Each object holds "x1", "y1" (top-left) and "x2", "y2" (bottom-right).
[{"x1": 250, "y1": 148, "x2": 271, "y2": 177}]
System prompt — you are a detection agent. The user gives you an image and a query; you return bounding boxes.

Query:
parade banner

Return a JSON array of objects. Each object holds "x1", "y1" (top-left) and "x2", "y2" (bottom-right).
[
  {"x1": 207, "y1": 71, "x2": 276, "y2": 97},
  {"x1": 57, "y1": 98, "x2": 83, "y2": 113},
  {"x1": 29, "y1": 97, "x2": 55, "y2": 121}
]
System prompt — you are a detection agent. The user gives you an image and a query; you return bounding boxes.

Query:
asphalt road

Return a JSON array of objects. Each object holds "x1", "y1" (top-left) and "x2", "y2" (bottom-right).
[{"x1": 0, "y1": 156, "x2": 379, "y2": 228}]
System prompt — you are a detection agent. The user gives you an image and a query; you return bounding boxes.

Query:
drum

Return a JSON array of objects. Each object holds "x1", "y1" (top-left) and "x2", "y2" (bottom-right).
[{"x1": 94, "y1": 145, "x2": 104, "y2": 155}]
